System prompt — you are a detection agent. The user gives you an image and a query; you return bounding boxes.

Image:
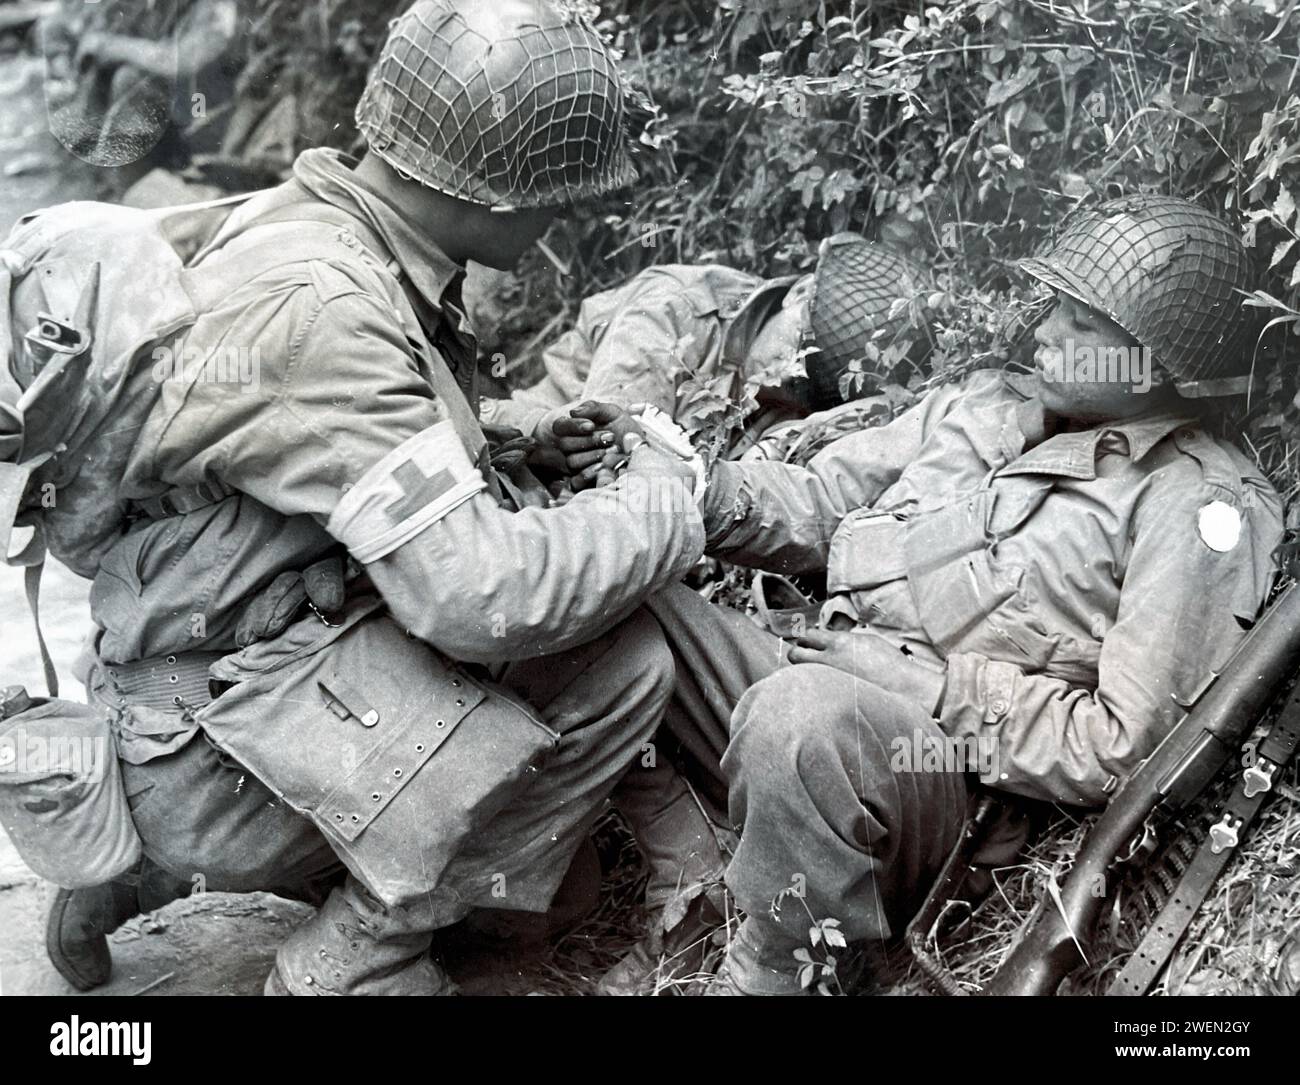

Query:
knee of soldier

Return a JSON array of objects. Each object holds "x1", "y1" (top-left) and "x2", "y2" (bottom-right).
[
  {"x1": 726, "y1": 664, "x2": 849, "y2": 787},
  {"x1": 617, "y1": 606, "x2": 676, "y2": 712}
]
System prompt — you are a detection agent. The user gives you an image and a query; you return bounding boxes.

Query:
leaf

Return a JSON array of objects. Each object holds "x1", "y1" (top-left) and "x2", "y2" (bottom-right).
[
  {"x1": 1274, "y1": 184, "x2": 1297, "y2": 228},
  {"x1": 824, "y1": 928, "x2": 848, "y2": 949},
  {"x1": 1270, "y1": 239, "x2": 1296, "y2": 268},
  {"x1": 793, "y1": 947, "x2": 814, "y2": 963},
  {"x1": 798, "y1": 964, "x2": 817, "y2": 989}
]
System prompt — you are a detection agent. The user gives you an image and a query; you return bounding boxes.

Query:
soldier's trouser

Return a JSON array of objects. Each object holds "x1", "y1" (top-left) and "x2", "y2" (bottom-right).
[
  {"x1": 113, "y1": 608, "x2": 675, "y2": 991},
  {"x1": 646, "y1": 584, "x2": 967, "y2": 994}
]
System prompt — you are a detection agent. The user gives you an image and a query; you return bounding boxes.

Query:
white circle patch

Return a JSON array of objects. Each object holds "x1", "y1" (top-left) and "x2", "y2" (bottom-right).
[{"x1": 1197, "y1": 501, "x2": 1241, "y2": 553}]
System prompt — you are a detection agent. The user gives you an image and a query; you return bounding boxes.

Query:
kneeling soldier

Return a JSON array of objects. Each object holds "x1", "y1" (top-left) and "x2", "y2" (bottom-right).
[{"x1": 37, "y1": 0, "x2": 706, "y2": 995}]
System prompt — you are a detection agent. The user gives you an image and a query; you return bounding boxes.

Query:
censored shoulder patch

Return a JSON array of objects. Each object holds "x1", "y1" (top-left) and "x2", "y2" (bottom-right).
[{"x1": 327, "y1": 421, "x2": 487, "y2": 563}]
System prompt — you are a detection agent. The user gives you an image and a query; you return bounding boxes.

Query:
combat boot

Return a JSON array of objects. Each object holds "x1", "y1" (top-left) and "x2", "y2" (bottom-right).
[
  {"x1": 596, "y1": 886, "x2": 727, "y2": 995},
  {"x1": 603, "y1": 758, "x2": 731, "y2": 995},
  {"x1": 45, "y1": 859, "x2": 189, "y2": 991},
  {"x1": 266, "y1": 882, "x2": 458, "y2": 996}
]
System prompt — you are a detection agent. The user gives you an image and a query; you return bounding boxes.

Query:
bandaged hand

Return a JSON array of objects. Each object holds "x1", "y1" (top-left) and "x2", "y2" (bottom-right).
[{"x1": 788, "y1": 627, "x2": 946, "y2": 716}]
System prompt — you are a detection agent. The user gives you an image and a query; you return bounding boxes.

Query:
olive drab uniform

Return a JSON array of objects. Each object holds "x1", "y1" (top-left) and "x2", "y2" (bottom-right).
[
  {"x1": 645, "y1": 369, "x2": 1282, "y2": 993},
  {"x1": 482, "y1": 265, "x2": 804, "y2": 456},
  {"x1": 484, "y1": 237, "x2": 934, "y2": 462},
  {"x1": 82, "y1": 147, "x2": 704, "y2": 994}
]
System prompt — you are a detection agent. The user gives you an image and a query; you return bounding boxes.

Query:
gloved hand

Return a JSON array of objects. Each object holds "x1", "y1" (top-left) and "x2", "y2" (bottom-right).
[
  {"x1": 234, "y1": 553, "x2": 348, "y2": 648},
  {"x1": 480, "y1": 422, "x2": 538, "y2": 474}
]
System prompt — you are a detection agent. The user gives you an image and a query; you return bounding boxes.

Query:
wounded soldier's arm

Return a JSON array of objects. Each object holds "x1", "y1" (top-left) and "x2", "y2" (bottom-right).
[
  {"x1": 157, "y1": 289, "x2": 704, "y2": 665},
  {"x1": 938, "y1": 474, "x2": 1283, "y2": 807},
  {"x1": 483, "y1": 273, "x2": 717, "y2": 437},
  {"x1": 699, "y1": 381, "x2": 969, "y2": 573}
]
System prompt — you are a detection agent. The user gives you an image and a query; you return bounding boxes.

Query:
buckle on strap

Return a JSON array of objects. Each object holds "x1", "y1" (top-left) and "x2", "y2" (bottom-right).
[{"x1": 131, "y1": 479, "x2": 236, "y2": 520}]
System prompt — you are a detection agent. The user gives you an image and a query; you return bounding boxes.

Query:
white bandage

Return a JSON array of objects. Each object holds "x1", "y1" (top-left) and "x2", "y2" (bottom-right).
[
  {"x1": 327, "y1": 420, "x2": 487, "y2": 563},
  {"x1": 633, "y1": 405, "x2": 707, "y2": 504}
]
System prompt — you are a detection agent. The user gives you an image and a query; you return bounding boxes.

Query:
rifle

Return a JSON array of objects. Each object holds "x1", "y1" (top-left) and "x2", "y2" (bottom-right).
[{"x1": 986, "y1": 581, "x2": 1300, "y2": 996}]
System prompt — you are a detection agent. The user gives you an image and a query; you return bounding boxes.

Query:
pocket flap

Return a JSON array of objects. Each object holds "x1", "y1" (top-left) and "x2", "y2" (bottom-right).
[
  {"x1": 827, "y1": 509, "x2": 909, "y2": 593},
  {"x1": 320, "y1": 678, "x2": 486, "y2": 842}
]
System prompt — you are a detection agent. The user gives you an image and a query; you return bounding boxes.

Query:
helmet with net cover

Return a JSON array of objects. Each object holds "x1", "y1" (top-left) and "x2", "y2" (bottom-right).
[
  {"x1": 804, "y1": 234, "x2": 934, "y2": 403},
  {"x1": 1019, "y1": 195, "x2": 1259, "y2": 396},
  {"x1": 355, "y1": 0, "x2": 637, "y2": 211}
]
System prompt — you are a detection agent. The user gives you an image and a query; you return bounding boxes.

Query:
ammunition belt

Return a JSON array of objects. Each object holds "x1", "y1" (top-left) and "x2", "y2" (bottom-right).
[{"x1": 1107, "y1": 696, "x2": 1300, "y2": 995}]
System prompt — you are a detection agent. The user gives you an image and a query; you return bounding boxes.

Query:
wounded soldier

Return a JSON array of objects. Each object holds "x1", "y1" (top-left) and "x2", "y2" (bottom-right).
[
  {"x1": 483, "y1": 233, "x2": 934, "y2": 471},
  {"x1": 582, "y1": 195, "x2": 1284, "y2": 995}
]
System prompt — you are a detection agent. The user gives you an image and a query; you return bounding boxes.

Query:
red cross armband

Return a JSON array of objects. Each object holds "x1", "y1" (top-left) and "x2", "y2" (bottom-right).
[{"x1": 327, "y1": 420, "x2": 487, "y2": 563}]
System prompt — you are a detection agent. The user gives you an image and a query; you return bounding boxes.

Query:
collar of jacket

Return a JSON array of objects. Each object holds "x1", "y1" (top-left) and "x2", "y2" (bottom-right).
[
  {"x1": 999, "y1": 410, "x2": 1200, "y2": 479},
  {"x1": 720, "y1": 275, "x2": 802, "y2": 369},
  {"x1": 996, "y1": 371, "x2": 1200, "y2": 479},
  {"x1": 291, "y1": 148, "x2": 464, "y2": 319}
]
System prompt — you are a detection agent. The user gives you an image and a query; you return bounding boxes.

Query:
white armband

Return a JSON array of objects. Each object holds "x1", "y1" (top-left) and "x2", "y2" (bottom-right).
[{"x1": 327, "y1": 420, "x2": 487, "y2": 563}]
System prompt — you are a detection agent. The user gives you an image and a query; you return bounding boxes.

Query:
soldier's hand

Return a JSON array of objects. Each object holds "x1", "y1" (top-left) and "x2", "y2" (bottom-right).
[
  {"x1": 788, "y1": 627, "x2": 946, "y2": 714},
  {"x1": 556, "y1": 401, "x2": 646, "y2": 489},
  {"x1": 235, "y1": 554, "x2": 348, "y2": 648}
]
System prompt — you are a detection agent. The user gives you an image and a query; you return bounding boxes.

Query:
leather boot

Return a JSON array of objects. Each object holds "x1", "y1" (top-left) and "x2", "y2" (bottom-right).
[
  {"x1": 596, "y1": 886, "x2": 727, "y2": 995},
  {"x1": 266, "y1": 881, "x2": 457, "y2": 996},
  {"x1": 44, "y1": 858, "x2": 189, "y2": 990}
]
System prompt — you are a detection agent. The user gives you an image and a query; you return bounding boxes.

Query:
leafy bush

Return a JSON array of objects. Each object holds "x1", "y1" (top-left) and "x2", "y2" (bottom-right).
[{"x1": 495, "y1": 0, "x2": 1295, "y2": 496}]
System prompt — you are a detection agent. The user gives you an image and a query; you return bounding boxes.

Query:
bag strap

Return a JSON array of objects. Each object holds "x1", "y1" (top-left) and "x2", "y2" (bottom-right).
[
  {"x1": 24, "y1": 561, "x2": 57, "y2": 698},
  {"x1": 130, "y1": 477, "x2": 238, "y2": 521}
]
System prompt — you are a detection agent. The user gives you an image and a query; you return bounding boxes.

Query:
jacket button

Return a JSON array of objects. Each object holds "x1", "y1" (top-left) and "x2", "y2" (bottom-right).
[{"x1": 990, "y1": 699, "x2": 1008, "y2": 715}]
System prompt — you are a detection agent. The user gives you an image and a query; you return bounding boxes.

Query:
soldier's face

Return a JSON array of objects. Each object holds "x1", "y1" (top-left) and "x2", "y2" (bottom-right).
[
  {"x1": 1032, "y1": 293, "x2": 1168, "y2": 420},
  {"x1": 475, "y1": 206, "x2": 560, "y2": 269}
]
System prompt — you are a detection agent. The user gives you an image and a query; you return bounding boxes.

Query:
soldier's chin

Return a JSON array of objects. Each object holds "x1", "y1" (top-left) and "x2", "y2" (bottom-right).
[{"x1": 1035, "y1": 376, "x2": 1088, "y2": 417}]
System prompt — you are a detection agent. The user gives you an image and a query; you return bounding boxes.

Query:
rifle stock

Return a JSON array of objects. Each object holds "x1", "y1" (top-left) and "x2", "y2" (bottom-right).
[{"x1": 985, "y1": 582, "x2": 1300, "y2": 996}]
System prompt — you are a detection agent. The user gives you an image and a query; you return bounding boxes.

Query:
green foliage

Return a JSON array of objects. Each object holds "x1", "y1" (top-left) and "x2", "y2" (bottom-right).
[{"x1": 489, "y1": 0, "x2": 1300, "y2": 489}]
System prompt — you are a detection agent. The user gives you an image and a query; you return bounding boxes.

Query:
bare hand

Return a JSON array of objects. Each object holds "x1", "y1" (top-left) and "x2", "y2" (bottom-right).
[
  {"x1": 553, "y1": 401, "x2": 645, "y2": 489},
  {"x1": 788, "y1": 627, "x2": 945, "y2": 713}
]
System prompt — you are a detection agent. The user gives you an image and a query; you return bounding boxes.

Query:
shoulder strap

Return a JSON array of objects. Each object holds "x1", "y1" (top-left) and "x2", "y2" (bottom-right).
[
  {"x1": 1170, "y1": 426, "x2": 1241, "y2": 498},
  {"x1": 25, "y1": 562, "x2": 57, "y2": 698}
]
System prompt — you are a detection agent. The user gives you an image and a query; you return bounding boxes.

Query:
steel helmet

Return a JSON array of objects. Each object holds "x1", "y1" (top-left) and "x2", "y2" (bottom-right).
[
  {"x1": 1019, "y1": 195, "x2": 1258, "y2": 396},
  {"x1": 805, "y1": 234, "x2": 933, "y2": 403},
  {"x1": 355, "y1": 0, "x2": 637, "y2": 211}
]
